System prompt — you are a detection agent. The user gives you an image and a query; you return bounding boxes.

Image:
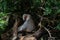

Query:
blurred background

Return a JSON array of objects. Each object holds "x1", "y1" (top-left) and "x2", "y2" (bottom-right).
[{"x1": 0, "y1": 0, "x2": 60, "y2": 40}]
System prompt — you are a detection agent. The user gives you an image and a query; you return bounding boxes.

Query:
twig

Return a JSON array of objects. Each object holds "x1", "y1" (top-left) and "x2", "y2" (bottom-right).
[
  {"x1": 12, "y1": 19, "x2": 20, "y2": 40},
  {"x1": 44, "y1": 27, "x2": 52, "y2": 37}
]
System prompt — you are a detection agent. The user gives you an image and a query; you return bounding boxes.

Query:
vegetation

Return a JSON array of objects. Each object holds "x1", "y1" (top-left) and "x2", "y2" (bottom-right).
[
  {"x1": 0, "y1": 0, "x2": 60, "y2": 40},
  {"x1": 0, "y1": 12, "x2": 8, "y2": 35}
]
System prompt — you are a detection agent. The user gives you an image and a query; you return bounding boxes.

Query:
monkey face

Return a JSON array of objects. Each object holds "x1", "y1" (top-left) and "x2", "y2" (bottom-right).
[{"x1": 23, "y1": 14, "x2": 31, "y2": 21}]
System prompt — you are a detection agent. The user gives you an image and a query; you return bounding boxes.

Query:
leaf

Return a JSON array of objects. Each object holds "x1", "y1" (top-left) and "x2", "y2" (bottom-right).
[
  {"x1": 44, "y1": 7, "x2": 52, "y2": 15},
  {"x1": 56, "y1": 23, "x2": 60, "y2": 30},
  {"x1": 56, "y1": 9, "x2": 60, "y2": 14}
]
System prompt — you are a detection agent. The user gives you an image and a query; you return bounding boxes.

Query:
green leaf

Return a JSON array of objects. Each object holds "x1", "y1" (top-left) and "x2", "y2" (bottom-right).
[
  {"x1": 56, "y1": 23, "x2": 60, "y2": 30},
  {"x1": 44, "y1": 7, "x2": 52, "y2": 15},
  {"x1": 56, "y1": 9, "x2": 60, "y2": 14}
]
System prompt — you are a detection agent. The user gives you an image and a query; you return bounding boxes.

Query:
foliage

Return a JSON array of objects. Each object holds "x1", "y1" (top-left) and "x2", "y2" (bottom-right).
[
  {"x1": 44, "y1": 0, "x2": 60, "y2": 30},
  {"x1": 0, "y1": 12, "x2": 8, "y2": 35},
  {"x1": 55, "y1": 23, "x2": 60, "y2": 30},
  {"x1": 44, "y1": 0, "x2": 60, "y2": 15},
  {"x1": 0, "y1": 0, "x2": 60, "y2": 36}
]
